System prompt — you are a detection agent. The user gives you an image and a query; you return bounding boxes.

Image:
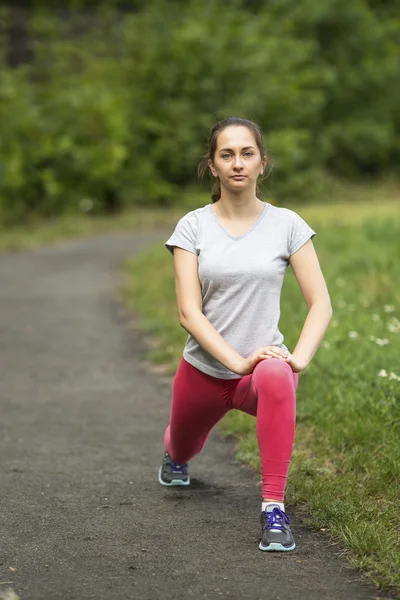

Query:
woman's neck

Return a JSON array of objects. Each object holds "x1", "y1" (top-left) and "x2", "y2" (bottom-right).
[{"x1": 214, "y1": 189, "x2": 264, "y2": 220}]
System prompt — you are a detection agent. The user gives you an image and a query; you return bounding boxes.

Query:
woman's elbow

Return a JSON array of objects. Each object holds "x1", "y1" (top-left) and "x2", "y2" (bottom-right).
[
  {"x1": 321, "y1": 301, "x2": 333, "y2": 317},
  {"x1": 309, "y1": 298, "x2": 333, "y2": 315},
  {"x1": 179, "y1": 308, "x2": 201, "y2": 328}
]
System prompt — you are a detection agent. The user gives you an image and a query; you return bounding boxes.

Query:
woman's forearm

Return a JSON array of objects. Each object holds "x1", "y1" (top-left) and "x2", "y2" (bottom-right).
[
  {"x1": 291, "y1": 301, "x2": 333, "y2": 367},
  {"x1": 180, "y1": 310, "x2": 243, "y2": 374}
]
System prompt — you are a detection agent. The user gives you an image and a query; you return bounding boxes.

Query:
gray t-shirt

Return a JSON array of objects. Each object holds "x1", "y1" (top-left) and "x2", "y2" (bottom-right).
[{"x1": 165, "y1": 202, "x2": 316, "y2": 379}]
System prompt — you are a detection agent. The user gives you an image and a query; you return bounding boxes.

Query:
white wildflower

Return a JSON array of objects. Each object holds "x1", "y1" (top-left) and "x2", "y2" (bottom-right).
[
  {"x1": 384, "y1": 304, "x2": 395, "y2": 313},
  {"x1": 348, "y1": 304, "x2": 356, "y2": 311},
  {"x1": 378, "y1": 369, "x2": 388, "y2": 377},
  {"x1": 389, "y1": 372, "x2": 400, "y2": 381},
  {"x1": 372, "y1": 314, "x2": 380, "y2": 321},
  {"x1": 387, "y1": 317, "x2": 400, "y2": 334},
  {"x1": 348, "y1": 331, "x2": 359, "y2": 339},
  {"x1": 360, "y1": 298, "x2": 370, "y2": 307},
  {"x1": 322, "y1": 341, "x2": 331, "y2": 349},
  {"x1": 331, "y1": 319, "x2": 339, "y2": 328},
  {"x1": 79, "y1": 198, "x2": 94, "y2": 212},
  {"x1": 375, "y1": 338, "x2": 390, "y2": 346},
  {"x1": 369, "y1": 335, "x2": 376, "y2": 341},
  {"x1": 336, "y1": 278, "x2": 345, "y2": 287},
  {"x1": 337, "y1": 299, "x2": 346, "y2": 309}
]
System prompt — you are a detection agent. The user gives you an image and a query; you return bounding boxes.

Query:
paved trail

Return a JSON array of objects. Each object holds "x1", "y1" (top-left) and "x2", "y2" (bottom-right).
[{"x1": 0, "y1": 232, "x2": 393, "y2": 600}]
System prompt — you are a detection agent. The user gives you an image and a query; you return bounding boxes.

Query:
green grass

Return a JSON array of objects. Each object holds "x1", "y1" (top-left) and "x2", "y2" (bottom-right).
[
  {"x1": 121, "y1": 190, "x2": 400, "y2": 595},
  {"x1": 0, "y1": 591, "x2": 19, "y2": 600}
]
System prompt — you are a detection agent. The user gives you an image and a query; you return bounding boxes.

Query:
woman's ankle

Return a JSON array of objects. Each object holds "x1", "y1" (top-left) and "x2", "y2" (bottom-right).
[{"x1": 261, "y1": 499, "x2": 285, "y2": 512}]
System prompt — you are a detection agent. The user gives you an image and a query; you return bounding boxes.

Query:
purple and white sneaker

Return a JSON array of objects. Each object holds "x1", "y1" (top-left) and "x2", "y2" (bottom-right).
[
  {"x1": 259, "y1": 505, "x2": 296, "y2": 551},
  {"x1": 158, "y1": 451, "x2": 190, "y2": 486}
]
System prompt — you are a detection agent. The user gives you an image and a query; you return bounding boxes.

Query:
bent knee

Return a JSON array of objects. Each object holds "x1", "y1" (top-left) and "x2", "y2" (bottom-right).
[
  {"x1": 253, "y1": 358, "x2": 294, "y2": 387},
  {"x1": 255, "y1": 357, "x2": 292, "y2": 377}
]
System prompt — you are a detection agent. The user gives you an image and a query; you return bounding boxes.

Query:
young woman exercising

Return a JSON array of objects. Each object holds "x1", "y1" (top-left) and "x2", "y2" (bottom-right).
[{"x1": 158, "y1": 116, "x2": 332, "y2": 551}]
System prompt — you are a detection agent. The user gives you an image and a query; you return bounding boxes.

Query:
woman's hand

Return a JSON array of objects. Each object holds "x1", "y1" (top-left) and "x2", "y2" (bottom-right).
[
  {"x1": 236, "y1": 347, "x2": 308, "y2": 376},
  {"x1": 236, "y1": 346, "x2": 290, "y2": 376},
  {"x1": 282, "y1": 352, "x2": 308, "y2": 374}
]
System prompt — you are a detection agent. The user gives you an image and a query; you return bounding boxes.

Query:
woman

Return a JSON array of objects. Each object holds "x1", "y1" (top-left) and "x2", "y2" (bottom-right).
[{"x1": 158, "y1": 117, "x2": 332, "y2": 552}]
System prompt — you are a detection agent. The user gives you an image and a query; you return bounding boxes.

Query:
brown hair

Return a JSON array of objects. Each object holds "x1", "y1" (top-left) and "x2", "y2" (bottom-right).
[{"x1": 197, "y1": 117, "x2": 273, "y2": 203}]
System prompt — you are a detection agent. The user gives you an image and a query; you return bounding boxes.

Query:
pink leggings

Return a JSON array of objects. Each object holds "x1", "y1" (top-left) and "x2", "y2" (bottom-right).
[{"x1": 164, "y1": 356, "x2": 299, "y2": 501}]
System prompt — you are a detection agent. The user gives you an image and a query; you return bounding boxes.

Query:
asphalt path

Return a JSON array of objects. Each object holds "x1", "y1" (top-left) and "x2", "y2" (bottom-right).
[{"x1": 0, "y1": 231, "x2": 394, "y2": 600}]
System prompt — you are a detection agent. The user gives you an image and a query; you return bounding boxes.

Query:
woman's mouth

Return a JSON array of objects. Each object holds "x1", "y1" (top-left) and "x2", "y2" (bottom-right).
[{"x1": 232, "y1": 175, "x2": 246, "y2": 180}]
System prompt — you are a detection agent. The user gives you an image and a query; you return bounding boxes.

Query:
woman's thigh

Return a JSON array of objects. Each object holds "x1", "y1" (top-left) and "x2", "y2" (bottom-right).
[
  {"x1": 166, "y1": 358, "x2": 241, "y2": 462},
  {"x1": 169, "y1": 358, "x2": 237, "y2": 434},
  {"x1": 230, "y1": 358, "x2": 299, "y2": 416}
]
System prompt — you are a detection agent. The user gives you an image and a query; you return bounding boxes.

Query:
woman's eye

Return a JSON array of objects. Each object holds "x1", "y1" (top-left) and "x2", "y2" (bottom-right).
[{"x1": 221, "y1": 152, "x2": 253, "y2": 159}]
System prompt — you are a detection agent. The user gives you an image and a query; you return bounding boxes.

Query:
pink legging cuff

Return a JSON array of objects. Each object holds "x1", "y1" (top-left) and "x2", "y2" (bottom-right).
[{"x1": 164, "y1": 357, "x2": 299, "y2": 501}]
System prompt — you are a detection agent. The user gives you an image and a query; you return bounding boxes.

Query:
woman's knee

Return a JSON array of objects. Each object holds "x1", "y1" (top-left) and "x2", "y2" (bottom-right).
[
  {"x1": 252, "y1": 359, "x2": 295, "y2": 400},
  {"x1": 166, "y1": 425, "x2": 210, "y2": 464},
  {"x1": 254, "y1": 357, "x2": 292, "y2": 378}
]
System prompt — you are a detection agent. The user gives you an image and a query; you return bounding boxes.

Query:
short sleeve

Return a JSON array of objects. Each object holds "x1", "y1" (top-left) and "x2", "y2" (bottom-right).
[
  {"x1": 288, "y1": 212, "x2": 316, "y2": 256},
  {"x1": 165, "y1": 212, "x2": 198, "y2": 256}
]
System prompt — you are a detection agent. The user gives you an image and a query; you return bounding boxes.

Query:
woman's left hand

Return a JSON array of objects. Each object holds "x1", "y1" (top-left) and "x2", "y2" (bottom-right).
[{"x1": 282, "y1": 352, "x2": 308, "y2": 373}]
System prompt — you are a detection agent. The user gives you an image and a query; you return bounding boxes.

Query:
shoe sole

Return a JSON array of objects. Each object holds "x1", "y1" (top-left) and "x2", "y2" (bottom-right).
[
  {"x1": 258, "y1": 541, "x2": 296, "y2": 552},
  {"x1": 158, "y1": 467, "x2": 190, "y2": 487}
]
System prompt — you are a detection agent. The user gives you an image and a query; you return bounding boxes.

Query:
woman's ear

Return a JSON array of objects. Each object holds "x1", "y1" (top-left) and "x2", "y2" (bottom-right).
[
  {"x1": 208, "y1": 159, "x2": 217, "y2": 177},
  {"x1": 262, "y1": 155, "x2": 268, "y2": 171},
  {"x1": 259, "y1": 156, "x2": 267, "y2": 175}
]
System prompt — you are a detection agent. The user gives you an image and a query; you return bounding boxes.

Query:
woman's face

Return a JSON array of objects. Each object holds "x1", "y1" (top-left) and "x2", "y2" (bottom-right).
[{"x1": 208, "y1": 126, "x2": 266, "y2": 195}]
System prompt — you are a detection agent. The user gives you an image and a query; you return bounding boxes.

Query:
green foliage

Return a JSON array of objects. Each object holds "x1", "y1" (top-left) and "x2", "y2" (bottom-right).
[{"x1": 0, "y1": 0, "x2": 399, "y2": 224}]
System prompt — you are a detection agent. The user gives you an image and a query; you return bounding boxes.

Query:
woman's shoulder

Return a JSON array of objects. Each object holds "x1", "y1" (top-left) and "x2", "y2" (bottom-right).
[
  {"x1": 267, "y1": 203, "x2": 300, "y2": 220},
  {"x1": 266, "y1": 203, "x2": 312, "y2": 231},
  {"x1": 175, "y1": 204, "x2": 211, "y2": 227}
]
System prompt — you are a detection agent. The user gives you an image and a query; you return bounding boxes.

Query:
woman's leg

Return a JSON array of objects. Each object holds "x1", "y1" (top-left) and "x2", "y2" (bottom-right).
[
  {"x1": 164, "y1": 357, "x2": 237, "y2": 464},
  {"x1": 231, "y1": 358, "x2": 299, "y2": 501}
]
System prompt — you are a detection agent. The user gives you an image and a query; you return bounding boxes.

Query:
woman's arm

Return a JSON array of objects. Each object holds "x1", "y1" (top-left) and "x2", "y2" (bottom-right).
[
  {"x1": 286, "y1": 239, "x2": 333, "y2": 371},
  {"x1": 172, "y1": 248, "x2": 245, "y2": 374}
]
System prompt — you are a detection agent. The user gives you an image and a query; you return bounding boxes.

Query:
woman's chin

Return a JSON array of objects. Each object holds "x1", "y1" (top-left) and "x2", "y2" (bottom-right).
[{"x1": 225, "y1": 180, "x2": 250, "y2": 192}]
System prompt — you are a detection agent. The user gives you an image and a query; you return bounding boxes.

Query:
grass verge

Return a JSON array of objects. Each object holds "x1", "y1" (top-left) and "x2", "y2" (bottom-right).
[
  {"x1": 0, "y1": 207, "x2": 184, "y2": 255},
  {"x1": 121, "y1": 191, "x2": 400, "y2": 594}
]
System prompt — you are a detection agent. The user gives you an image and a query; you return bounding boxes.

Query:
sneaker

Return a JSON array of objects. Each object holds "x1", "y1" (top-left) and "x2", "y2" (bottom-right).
[
  {"x1": 158, "y1": 450, "x2": 190, "y2": 487},
  {"x1": 259, "y1": 505, "x2": 296, "y2": 551}
]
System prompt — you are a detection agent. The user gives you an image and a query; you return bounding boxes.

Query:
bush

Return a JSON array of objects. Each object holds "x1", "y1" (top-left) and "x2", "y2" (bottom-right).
[{"x1": 0, "y1": 0, "x2": 399, "y2": 224}]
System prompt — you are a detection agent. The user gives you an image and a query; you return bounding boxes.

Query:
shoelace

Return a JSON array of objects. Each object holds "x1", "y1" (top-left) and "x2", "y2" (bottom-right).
[
  {"x1": 170, "y1": 459, "x2": 188, "y2": 474},
  {"x1": 262, "y1": 507, "x2": 290, "y2": 532}
]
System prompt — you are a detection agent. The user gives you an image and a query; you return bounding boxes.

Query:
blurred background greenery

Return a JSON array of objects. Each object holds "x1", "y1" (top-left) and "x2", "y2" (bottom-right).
[{"x1": 0, "y1": 0, "x2": 399, "y2": 227}]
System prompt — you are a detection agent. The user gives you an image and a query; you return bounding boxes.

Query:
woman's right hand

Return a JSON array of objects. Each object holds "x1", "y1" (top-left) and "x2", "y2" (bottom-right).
[{"x1": 235, "y1": 346, "x2": 289, "y2": 376}]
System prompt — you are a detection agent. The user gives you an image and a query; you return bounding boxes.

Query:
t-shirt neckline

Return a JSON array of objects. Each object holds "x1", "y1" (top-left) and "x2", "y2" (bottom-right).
[{"x1": 208, "y1": 202, "x2": 270, "y2": 241}]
